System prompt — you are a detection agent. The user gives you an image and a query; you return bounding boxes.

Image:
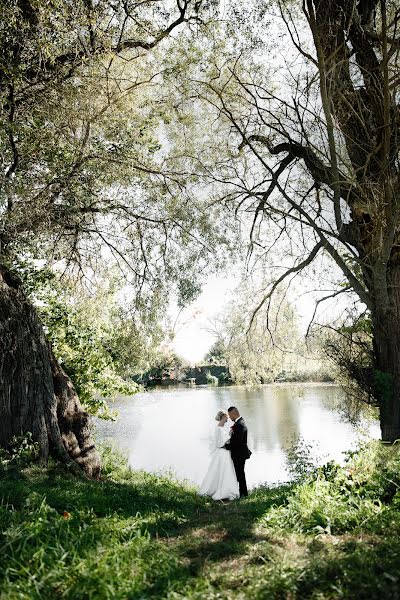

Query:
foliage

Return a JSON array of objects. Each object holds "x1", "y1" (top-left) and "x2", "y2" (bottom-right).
[
  {"x1": 13, "y1": 261, "x2": 144, "y2": 416},
  {"x1": 95, "y1": 441, "x2": 131, "y2": 480},
  {"x1": 9, "y1": 259, "x2": 192, "y2": 413},
  {"x1": 0, "y1": 433, "x2": 39, "y2": 470},
  {"x1": 285, "y1": 436, "x2": 321, "y2": 481},
  {"x1": 323, "y1": 317, "x2": 374, "y2": 388},
  {"x1": 0, "y1": 0, "x2": 229, "y2": 326},
  {"x1": 100, "y1": 310, "x2": 167, "y2": 383},
  {"x1": 208, "y1": 280, "x2": 305, "y2": 384},
  {"x1": 143, "y1": 347, "x2": 188, "y2": 383},
  {"x1": 321, "y1": 315, "x2": 388, "y2": 419},
  {"x1": 204, "y1": 338, "x2": 227, "y2": 365},
  {"x1": 0, "y1": 0, "x2": 234, "y2": 468},
  {"x1": 43, "y1": 297, "x2": 140, "y2": 414},
  {"x1": 217, "y1": 370, "x2": 230, "y2": 383},
  {"x1": 0, "y1": 441, "x2": 400, "y2": 598},
  {"x1": 265, "y1": 441, "x2": 400, "y2": 535},
  {"x1": 275, "y1": 366, "x2": 334, "y2": 383}
]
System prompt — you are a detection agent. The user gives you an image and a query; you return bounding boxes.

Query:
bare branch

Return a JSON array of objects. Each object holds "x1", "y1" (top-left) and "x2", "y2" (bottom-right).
[
  {"x1": 305, "y1": 286, "x2": 352, "y2": 337},
  {"x1": 248, "y1": 240, "x2": 324, "y2": 333}
]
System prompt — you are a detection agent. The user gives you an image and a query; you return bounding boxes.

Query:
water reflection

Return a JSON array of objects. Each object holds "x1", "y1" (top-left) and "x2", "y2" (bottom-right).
[{"x1": 95, "y1": 383, "x2": 380, "y2": 488}]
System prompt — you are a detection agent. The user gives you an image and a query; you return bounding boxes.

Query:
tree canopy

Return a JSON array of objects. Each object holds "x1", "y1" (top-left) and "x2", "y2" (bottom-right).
[
  {"x1": 162, "y1": 0, "x2": 400, "y2": 440},
  {"x1": 0, "y1": 0, "x2": 230, "y2": 474}
]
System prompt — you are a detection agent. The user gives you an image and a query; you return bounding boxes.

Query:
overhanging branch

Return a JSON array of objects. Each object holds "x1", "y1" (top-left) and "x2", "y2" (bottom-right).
[{"x1": 248, "y1": 240, "x2": 324, "y2": 333}]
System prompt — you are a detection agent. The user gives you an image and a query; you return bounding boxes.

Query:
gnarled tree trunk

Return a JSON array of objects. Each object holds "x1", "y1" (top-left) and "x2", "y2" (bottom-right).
[{"x1": 0, "y1": 264, "x2": 101, "y2": 477}]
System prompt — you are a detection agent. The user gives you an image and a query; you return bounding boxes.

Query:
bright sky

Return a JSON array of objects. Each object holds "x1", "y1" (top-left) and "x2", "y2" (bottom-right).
[
  {"x1": 170, "y1": 266, "x2": 358, "y2": 364},
  {"x1": 170, "y1": 275, "x2": 235, "y2": 363}
]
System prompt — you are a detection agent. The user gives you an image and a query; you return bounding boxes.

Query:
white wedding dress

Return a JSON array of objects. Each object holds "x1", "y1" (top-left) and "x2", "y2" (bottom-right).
[{"x1": 199, "y1": 425, "x2": 239, "y2": 500}]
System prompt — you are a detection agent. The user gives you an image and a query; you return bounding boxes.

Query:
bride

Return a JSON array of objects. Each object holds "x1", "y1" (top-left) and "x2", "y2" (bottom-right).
[{"x1": 199, "y1": 410, "x2": 239, "y2": 501}]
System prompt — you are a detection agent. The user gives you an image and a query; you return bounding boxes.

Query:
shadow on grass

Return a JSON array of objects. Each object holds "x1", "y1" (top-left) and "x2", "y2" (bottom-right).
[
  {"x1": 162, "y1": 487, "x2": 290, "y2": 583},
  {"x1": 0, "y1": 465, "x2": 289, "y2": 537},
  {"x1": 3, "y1": 464, "x2": 399, "y2": 599},
  {"x1": 0, "y1": 465, "x2": 292, "y2": 599},
  {"x1": 285, "y1": 533, "x2": 400, "y2": 600}
]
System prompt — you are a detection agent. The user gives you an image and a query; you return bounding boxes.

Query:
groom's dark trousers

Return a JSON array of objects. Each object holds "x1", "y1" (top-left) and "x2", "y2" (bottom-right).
[
  {"x1": 226, "y1": 417, "x2": 251, "y2": 497},
  {"x1": 233, "y1": 458, "x2": 248, "y2": 497}
]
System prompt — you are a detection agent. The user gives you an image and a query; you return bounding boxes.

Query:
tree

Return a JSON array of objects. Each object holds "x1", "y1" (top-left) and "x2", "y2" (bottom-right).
[
  {"x1": 27, "y1": 266, "x2": 144, "y2": 417},
  {"x1": 0, "y1": 0, "x2": 215, "y2": 474},
  {"x1": 208, "y1": 281, "x2": 302, "y2": 384},
  {"x1": 205, "y1": 338, "x2": 227, "y2": 364},
  {"x1": 169, "y1": 1, "x2": 400, "y2": 440},
  {"x1": 273, "y1": 0, "x2": 400, "y2": 441}
]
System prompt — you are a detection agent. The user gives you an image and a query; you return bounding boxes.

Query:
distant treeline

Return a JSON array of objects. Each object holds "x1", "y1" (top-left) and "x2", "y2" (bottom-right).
[{"x1": 140, "y1": 364, "x2": 334, "y2": 387}]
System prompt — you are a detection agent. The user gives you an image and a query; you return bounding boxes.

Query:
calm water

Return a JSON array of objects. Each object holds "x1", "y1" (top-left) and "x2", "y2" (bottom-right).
[{"x1": 95, "y1": 383, "x2": 380, "y2": 489}]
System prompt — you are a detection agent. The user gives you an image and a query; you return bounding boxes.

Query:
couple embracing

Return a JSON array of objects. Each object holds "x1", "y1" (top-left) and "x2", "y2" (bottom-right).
[{"x1": 200, "y1": 406, "x2": 252, "y2": 501}]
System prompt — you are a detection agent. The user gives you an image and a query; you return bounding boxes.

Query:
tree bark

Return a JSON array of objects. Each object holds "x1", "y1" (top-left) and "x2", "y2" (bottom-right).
[
  {"x1": 305, "y1": 1, "x2": 400, "y2": 441},
  {"x1": 372, "y1": 264, "x2": 400, "y2": 442},
  {"x1": 0, "y1": 264, "x2": 101, "y2": 476}
]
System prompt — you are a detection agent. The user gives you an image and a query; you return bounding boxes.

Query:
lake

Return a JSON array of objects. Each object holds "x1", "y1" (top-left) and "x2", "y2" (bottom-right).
[{"x1": 95, "y1": 383, "x2": 380, "y2": 489}]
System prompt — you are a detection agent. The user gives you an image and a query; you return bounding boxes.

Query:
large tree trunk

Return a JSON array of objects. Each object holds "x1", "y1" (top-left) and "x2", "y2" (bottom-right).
[
  {"x1": 372, "y1": 265, "x2": 400, "y2": 442},
  {"x1": 309, "y1": 1, "x2": 400, "y2": 441},
  {"x1": 0, "y1": 265, "x2": 101, "y2": 477}
]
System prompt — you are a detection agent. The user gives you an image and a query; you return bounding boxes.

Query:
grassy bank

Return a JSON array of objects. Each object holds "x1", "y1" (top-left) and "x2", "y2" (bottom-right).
[{"x1": 0, "y1": 442, "x2": 399, "y2": 599}]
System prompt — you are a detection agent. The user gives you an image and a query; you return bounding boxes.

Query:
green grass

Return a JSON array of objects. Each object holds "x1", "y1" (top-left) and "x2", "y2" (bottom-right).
[{"x1": 0, "y1": 441, "x2": 400, "y2": 599}]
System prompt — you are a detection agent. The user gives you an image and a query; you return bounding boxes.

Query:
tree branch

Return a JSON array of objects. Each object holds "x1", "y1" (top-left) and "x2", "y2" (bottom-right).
[
  {"x1": 305, "y1": 286, "x2": 352, "y2": 337},
  {"x1": 18, "y1": 0, "x2": 196, "y2": 95},
  {"x1": 248, "y1": 240, "x2": 324, "y2": 332}
]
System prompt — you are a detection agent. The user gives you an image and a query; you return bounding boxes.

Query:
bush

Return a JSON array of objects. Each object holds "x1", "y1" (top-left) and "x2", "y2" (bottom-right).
[
  {"x1": 285, "y1": 437, "x2": 322, "y2": 480},
  {"x1": 265, "y1": 441, "x2": 400, "y2": 535},
  {"x1": 218, "y1": 370, "x2": 230, "y2": 383}
]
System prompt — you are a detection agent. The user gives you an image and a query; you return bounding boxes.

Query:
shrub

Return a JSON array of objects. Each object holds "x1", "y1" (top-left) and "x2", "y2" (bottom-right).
[
  {"x1": 264, "y1": 441, "x2": 400, "y2": 535},
  {"x1": 0, "y1": 433, "x2": 39, "y2": 470}
]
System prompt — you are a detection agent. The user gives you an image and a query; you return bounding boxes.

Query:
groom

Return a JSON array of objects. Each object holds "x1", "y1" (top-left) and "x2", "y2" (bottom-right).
[{"x1": 224, "y1": 406, "x2": 251, "y2": 497}]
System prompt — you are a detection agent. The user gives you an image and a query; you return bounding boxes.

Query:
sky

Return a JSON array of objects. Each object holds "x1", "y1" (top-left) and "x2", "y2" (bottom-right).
[
  {"x1": 169, "y1": 263, "x2": 358, "y2": 364},
  {"x1": 170, "y1": 275, "x2": 235, "y2": 363}
]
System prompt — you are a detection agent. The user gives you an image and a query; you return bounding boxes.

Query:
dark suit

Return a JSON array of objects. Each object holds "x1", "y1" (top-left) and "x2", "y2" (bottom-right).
[{"x1": 225, "y1": 417, "x2": 251, "y2": 497}]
